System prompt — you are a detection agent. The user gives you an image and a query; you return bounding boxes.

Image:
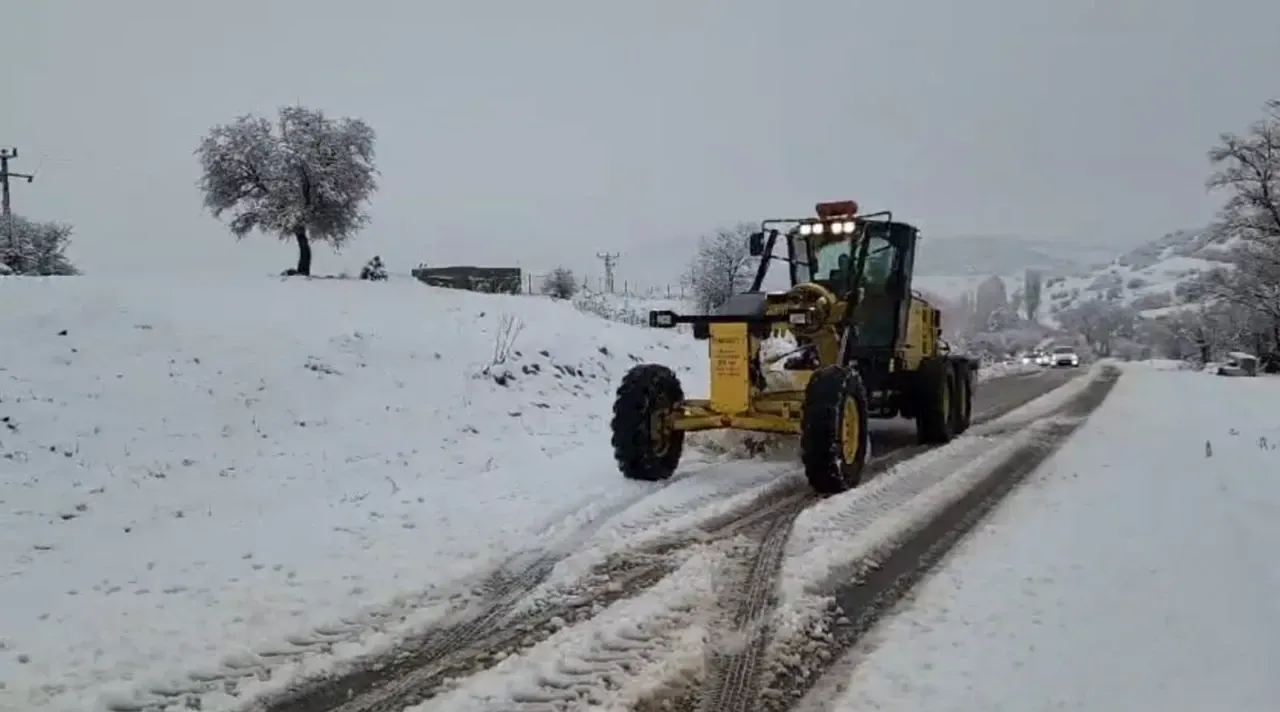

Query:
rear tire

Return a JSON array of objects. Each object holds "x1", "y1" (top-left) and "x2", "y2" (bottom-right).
[
  {"x1": 800, "y1": 365, "x2": 871, "y2": 494},
  {"x1": 915, "y1": 357, "x2": 955, "y2": 445},
  {"x1": 952, "y1": 361, "x2": 973, "y2": 434},
  {"x1": 612, "y1": 364, "x2": 685, "y2": 481}
]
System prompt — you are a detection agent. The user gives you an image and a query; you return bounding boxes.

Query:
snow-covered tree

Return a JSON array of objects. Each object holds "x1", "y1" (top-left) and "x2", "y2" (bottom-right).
[
  {"x1": 1056, "y1": 300, "x2": 1137, "y2": 356},
  {"x1": 1203, "y1": 99, "x2": 1280, "y2": 351},
  {"x1": 963, "y1": 327, "x2": 1046, "y2": 360},
  {"x1": 684, "y1": 223, "x2": 759, "y2": 313},
  {"x1": 0, "y1": 215, "x2": 80, "y2": 276},
  {"x1": 986, "y1": 305, "x2": 1019, "y2": 331},
  {"x1": 359, "y1": 255, "x2": 388, "y2": 281},
  {"x1": 542, "y1": 266, "x2": 578, "y2": 299},
  {"x1": 196, "y1": 105, "x2": 378, "y2": 276}
]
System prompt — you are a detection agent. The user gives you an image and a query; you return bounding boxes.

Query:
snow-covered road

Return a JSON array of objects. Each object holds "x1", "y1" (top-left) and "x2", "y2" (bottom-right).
[{"x1": 803, "y1": 363, "x2": 1280, "y2": 711}]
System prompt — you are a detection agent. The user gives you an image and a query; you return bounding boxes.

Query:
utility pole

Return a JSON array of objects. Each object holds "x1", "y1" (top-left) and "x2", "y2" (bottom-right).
[
  {"x1": 1, "y1": 147, "x2": 35, "y2": 252},
  {"x1": 596, "y1": 252, "x2": 619, "y2": 293}
]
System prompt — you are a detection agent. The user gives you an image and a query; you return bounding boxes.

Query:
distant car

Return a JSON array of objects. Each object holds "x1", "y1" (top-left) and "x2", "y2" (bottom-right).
[{"x1": 1051, "y1": 346, "x2": 1080, "y2": 367}]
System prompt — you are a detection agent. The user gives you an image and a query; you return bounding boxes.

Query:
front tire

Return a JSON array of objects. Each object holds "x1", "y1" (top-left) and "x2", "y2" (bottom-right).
[
  {"x1": 611, "y1": 364, "x2": 685, "y2": 481},
  {"x1": 800, "y1": 365, "x2": 871, "y2": 495}
]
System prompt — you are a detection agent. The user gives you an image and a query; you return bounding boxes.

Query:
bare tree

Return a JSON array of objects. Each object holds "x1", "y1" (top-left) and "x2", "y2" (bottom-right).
[
  {"x1": 542, "y1": 266, "x2": 578, "y2": 299},
  {"x1": 196, "y1": 105, "x2": 378, "y2": 276},
  {"x1": 683, "y1": 223, "x2": 759, "y2": 313},
  {"x1": 1204, "y1": 99, "x2": 1280, "y2": 350},
  {"x1": 0, "y1": 214, "x2": 79, "y2": 276}
]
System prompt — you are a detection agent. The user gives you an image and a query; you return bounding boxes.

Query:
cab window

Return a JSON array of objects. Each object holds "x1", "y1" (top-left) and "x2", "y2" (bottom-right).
[
  {"x1": 862, "y1": 236, "x2": 896, "y2": 290},
  {"x1": 811, "y1": 236, "x2": 897, "y2": 292},
  {"x1": 788, "y1": 233, "x2": 813, "y2": 284},
  {"x1": 813, "y1": 239, "x2": 853, "y2": 281}
]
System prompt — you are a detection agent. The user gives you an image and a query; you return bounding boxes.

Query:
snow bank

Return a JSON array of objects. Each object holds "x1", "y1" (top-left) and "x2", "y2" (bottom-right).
[
  {"x1": 0, "y1": 274, "x2": 711, "y2": 712},
  {"x1": 975, "y1": 360, "x2": 1041, "y2": 382},
  {"x1": 816, "y1": 362, "x2": 1280, "y2": 710}
]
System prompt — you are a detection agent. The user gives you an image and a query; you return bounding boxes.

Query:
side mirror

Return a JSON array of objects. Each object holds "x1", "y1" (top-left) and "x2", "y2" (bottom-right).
[{"x1": 748, "y1": 232, "x2": 766, "y2": 257}]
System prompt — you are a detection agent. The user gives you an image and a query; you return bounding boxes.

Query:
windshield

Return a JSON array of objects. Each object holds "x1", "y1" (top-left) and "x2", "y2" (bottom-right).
[
  {"x1": 811, "y1": 236, "x2": 895, "y2": 289},
  {"x1": 1053, "y1": 346, "x2": 1074, "y2": 354}
]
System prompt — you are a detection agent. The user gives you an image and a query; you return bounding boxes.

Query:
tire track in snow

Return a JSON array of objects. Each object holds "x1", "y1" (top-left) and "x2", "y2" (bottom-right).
[
  {"x1": 250, "y1": 475, "x2": 809, "y2": 712},
  {"x1": 246, "y1": 369, "x2": 1078, "y2": 712},
  {"x1": 694, "y1": 499, "x2": 809, "y2": 712},
  {"x1": 259, "y1": 498, "x2": 813, "y2": 712},
  {"x1": 635, "y1": 367, "x2": 1106, "y2": 712},
  {"x1": 247, "y1": 464, "x2": 733, "y2": 712},
  {"x1": 763, "y1": 367, "x2": 1121, "y2": 712}
]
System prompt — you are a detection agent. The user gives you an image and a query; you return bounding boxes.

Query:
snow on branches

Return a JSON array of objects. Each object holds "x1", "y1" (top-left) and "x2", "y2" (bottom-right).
[
  {"x1": 0, "y1": 215, "x2": 79, "y2": 276},
  {"x1": 1204, "y1": 99, "x2": 1280, "y2": 343},
  {"x1": 683, "y1": 223, "x2": 759, "y2": 313},
  {"x1": 196, "y1": 106, "x2": 378, "y2": 276}
]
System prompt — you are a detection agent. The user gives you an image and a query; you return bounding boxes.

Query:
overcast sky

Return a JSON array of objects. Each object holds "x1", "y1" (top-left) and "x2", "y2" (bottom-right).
[{"x1": 3, "y1": 0, "x2": 1278, "y2": 283}]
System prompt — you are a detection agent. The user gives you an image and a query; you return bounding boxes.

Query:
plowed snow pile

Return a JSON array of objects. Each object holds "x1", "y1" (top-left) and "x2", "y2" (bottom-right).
[{"x1": 0, "y1": 274, "x2": 713, "y2": 712}]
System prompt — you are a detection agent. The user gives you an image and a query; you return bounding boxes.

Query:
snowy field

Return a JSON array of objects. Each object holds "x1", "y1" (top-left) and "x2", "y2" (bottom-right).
[{"x1": 801, "y1": 363, "x2": 1280, "y2": 711}]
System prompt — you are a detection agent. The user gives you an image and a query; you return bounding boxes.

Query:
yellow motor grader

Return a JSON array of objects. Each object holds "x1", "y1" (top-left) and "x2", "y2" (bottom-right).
[{"x1": 610, "y1": 200, "x2": 976, "y2": 494}]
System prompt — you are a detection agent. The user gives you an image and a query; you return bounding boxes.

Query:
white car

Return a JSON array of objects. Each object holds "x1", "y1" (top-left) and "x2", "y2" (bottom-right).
[{"x1": 1051, "y1": 346, "x2": 1080, "y2": 367}]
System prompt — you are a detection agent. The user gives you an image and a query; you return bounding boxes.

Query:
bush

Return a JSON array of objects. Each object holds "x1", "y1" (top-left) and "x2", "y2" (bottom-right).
[
  {"x1": 359, "y1": 255, "x2": 388, "y2": 281},
  {"x1": 1174, "y1": 277, "x2": 1209, "y2": 302},
  {"x1": 1130, "y1": 291, "x2": 1173, "y2": 311},
  {"x1": 572, "y1": 290, "x2": 646, "y2": 326},
  {"x1": 0, "y1": 216, "x2": 80, "y2": 276},
  {"x1": 542, "y1": 266, "x2": 578, "y2": 299}
]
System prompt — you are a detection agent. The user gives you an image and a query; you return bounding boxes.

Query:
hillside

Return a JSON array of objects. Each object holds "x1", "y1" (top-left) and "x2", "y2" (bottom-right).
[
  {"x1": 1040, "y1": 227, "x2": 1234, "y2": 321},
  {"x1": 910, "y1": 227, "x2": 1233, "y2": 327}
]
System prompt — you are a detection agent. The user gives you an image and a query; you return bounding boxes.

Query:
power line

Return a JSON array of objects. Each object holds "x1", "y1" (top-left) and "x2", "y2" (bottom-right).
[
  {"x1": 1, "y1": 147, "x2": 35, "y2": 253},
  {"x1": 596, "y1": 252, "x2": 619, "y2": 293}
]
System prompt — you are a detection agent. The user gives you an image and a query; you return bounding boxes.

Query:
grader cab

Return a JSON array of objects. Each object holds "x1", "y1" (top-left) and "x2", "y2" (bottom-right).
[{"x1": 611, "y1": 200, "x2": 977, "y2": 494}]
